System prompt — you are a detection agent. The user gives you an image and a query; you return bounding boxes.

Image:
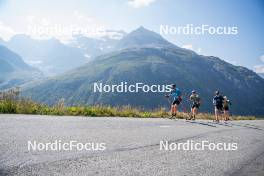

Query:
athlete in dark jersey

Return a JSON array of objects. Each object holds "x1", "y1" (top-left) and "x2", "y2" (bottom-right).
[{"x1": 213, "y1": 91, "x2": 224, "y2": 122}]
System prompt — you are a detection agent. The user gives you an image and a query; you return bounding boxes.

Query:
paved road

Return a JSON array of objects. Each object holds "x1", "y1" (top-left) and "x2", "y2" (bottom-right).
[{"x1": 0, "y1": 114, "x2": 264, "y2": 176}]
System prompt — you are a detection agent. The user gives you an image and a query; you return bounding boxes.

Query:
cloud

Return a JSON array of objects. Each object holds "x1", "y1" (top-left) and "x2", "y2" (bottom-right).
[
  {"x1": 73, "y1": 11, "x2": 94, "y2": 23},
  {"x1": 41, "y1": 18, "x2": 50, "y2": 26},
  {"x1": 26, "y1": 15, "x2": 36, "y2": 23},
  {"x1": 182, "y1": 44, "x2": 193, "y2": 50},
  {"x1": 182, "y1": 44, "x2": 202, "y2": 54},
  {"x1": 128, "y1": 0, "x2": 156, "y2": 8},
  {"x1": 0, "y1": 21, "x2": 15, "y2": 40},
  {"x1": 254, "y1": 65, "x2": 264, "y2": 73},
  {"x1": 197, "y1": 48, "x2": 202, "y2": 54},
  {"x1": 253, "y1": 55, "x2": 264, "y2": 73}
]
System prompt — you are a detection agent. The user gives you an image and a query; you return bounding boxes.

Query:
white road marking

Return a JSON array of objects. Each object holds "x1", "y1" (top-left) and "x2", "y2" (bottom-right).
[{"x1": 159, "y1": 125, "x2": 170, "y2": 128}]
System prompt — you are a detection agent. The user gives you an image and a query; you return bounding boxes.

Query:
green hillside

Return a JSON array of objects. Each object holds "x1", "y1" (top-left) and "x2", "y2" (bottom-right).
[
  {"x1": 23, "y1": 45, "x2": 264, "y2": 116},
  {"x1": 0, "y1": 45, "x2": 43, "y2": 90}
]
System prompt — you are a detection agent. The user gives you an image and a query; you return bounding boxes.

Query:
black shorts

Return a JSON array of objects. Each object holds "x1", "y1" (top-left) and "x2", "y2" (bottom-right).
[
  {"x1": 215, "y1": 105, "x2": 223, "y2": 111},
  {"x1": 172, "y1": 99, "x2": 181, "y2": 105},
  {"x1": 192, "y1": 103, "x2": 200, "y2": 109},
  {"x1": 223, "y1": 106, "x2": 229, "y2": 111}
]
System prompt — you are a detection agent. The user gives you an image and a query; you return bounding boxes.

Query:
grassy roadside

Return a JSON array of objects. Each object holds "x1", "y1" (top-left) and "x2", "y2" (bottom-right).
[
  {"x1": 0, "y1": 98, "x2": 257, "y2": 120},
  {"x1": 0, "y1": 98, "x2": 168, "y2": 118},
  {"x1": 0, "y1": 88, "x2": 258, "y2": 120}
]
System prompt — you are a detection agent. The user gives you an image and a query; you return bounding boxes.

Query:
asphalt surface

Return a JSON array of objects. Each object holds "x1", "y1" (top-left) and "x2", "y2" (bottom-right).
[{"x1": 0, "y1": 114, "x2": 264, "y2": 176}]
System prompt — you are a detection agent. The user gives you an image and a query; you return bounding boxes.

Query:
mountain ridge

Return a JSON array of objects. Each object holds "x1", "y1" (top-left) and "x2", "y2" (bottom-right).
[
  {"x1": 1, "y1": 34, "x2": 88, "y2": 76},
  {"x1": 0, "y1": 45, "x2": 43, "y2": 90},
  {"x1": 116, "y1": 26, "x2": 176, "y2": 50},
  {"x1": 22, "y1": 27, "x2": 264, "y2": 115}
]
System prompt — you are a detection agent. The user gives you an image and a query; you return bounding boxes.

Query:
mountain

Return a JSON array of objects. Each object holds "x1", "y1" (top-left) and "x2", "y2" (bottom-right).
[
  {"x1": 2, "y1": 34, "x2": 88, "y2": 76},
  {"x1": 69, "y1": 27, "x2": 175, "y2": 57},
  {"x1": 22, "y1": 27, "x2": 264, "y2": 116},
  {"x1": 68, "y1": 29, "x2": 128, "y2": 59},
  {"x1": 69, "y1": 35, "x2": 120, "y2": 59},
  {"x1": 116, "y1": 26, "x2": 175, "y2": 49},
  {"x1": 0, "y1": 45, "x2": 43, "y2": 90}
]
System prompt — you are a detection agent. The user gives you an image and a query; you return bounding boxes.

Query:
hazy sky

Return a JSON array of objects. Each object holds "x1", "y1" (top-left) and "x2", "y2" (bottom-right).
[{"x1": 0, "y1": 0, "x2": 263, "y2": 73}]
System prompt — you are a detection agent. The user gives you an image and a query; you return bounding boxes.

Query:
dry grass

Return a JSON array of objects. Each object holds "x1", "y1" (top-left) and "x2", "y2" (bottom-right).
[{"x1": 0, "y1": 88, "x2": 258, "y2": 120}]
